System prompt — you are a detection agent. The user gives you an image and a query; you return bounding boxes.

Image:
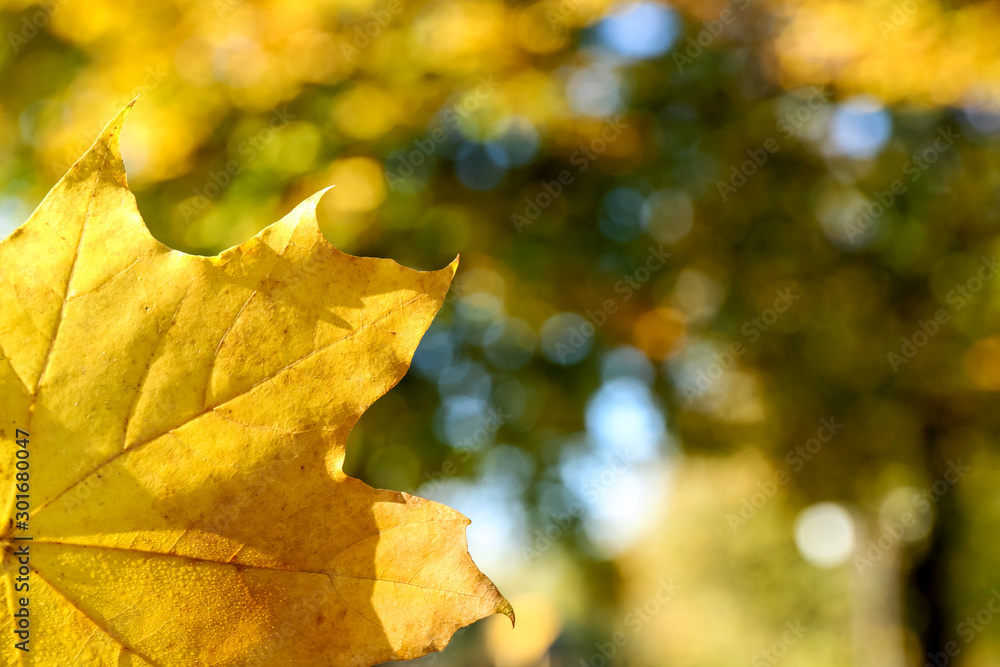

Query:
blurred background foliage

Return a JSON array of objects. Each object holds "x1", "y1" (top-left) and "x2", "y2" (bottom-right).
[{"x1": 3, "y1": 0, "x2": 1000, "y2": 664}]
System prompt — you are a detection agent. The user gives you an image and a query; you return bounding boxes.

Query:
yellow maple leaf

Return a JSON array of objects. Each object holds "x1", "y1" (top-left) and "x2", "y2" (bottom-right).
[{"x1": 0, "y1": 103, "x2": 512, "y2": 666}]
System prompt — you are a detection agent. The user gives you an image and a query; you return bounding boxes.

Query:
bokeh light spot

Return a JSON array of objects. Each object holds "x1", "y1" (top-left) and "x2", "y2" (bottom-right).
[
  {"x1": 567, "y1": 64, "x2": 624, "y2": 117},
  {"x1": 540, "y1": 312, "x2": 593, "y2": 365},
  {"x1": 827, "y1": 96, "x2": 892, "y2": 160},
  {"x1": 794, "y1": 502, "x2": 855, "y2": 568},
  {"x1": 456, "y1": 142, "x2": 507, "y2": 191},
  {"x1": 596, "y1": 1, "x2": 679, "y2": 60},
  {"x1": 633, "y1": 307, "x2": 686, "y2": 361},
  {"x1": 644, "y1": 189, "x2": 693, "y2": 244},
  {"x1": 585, "y1": 377, "x2": 665, "y2": 458},
  {"x1": 601, "y1": 345, "x2": 656, "y2": 385},
  {"x1": 483, "y1": 318, "x2": 537, "y2": 370},
  {"x1": 964, "y1": 336, "x2": 1000, "y2": 390},
  {"x1": 599, "y1": 186, "x2": 646, "y2": 241},
  {"x1": 324, "y1": 157, "x2": 387, "y2": 213}
]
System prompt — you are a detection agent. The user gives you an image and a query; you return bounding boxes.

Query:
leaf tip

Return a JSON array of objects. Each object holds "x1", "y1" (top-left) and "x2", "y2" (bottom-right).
[
  {"x1": 65, "y1": 102, "x2": 135, "y2": 189},
  {"x1": 274, "y1": 186, "x2": 336, "y2": 244},
  {"x1": 103, "y1": 100, "x2": 135, "y2": 143},
  {"x1": 497, "y1": 597, "x2": 516, "y2": 628},
  {"x1": 305, "y1": 185, "x2": 336, "y2": 215}
]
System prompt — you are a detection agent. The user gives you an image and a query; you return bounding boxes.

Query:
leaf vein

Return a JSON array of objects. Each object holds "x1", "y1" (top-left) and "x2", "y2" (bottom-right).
[{"x1": 32, "y1": 288, "x2": 436, "y2": 520}]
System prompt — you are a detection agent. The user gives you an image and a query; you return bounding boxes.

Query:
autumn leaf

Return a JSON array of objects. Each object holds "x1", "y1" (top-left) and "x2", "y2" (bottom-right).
[{"x1": 0, "y1": 104, "x2": 512, "y2": 666}]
